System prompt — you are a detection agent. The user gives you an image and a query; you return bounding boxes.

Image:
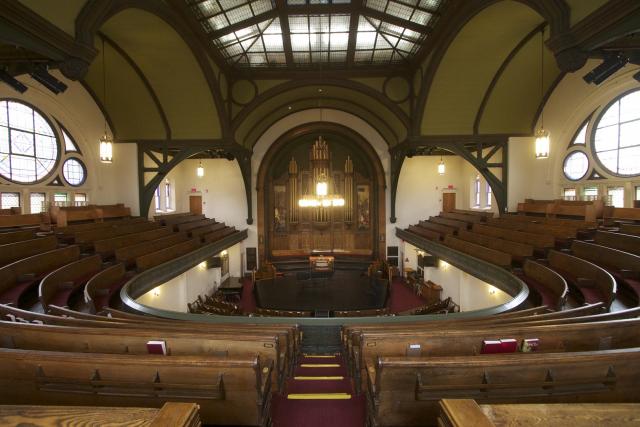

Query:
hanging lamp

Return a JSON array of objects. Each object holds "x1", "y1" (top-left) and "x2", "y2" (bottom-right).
[
  {"x1": 196, "y1": 160, "x2": 204, "y2": 177},
  {"x1": 535, "y1": 26, "x2": 550, "y2": 159},
  {"x1": 437, "y1": 156, "x2": 445, "y2": 175},
  {"x1": 99, "y1": 37, "x2": 113, "y2": 163}
]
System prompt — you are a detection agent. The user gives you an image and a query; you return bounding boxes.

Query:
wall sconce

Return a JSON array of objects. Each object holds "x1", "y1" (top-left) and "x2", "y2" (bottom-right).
[
  {"x1": 488, "y1": 285, "x2": 497, "y2": 295},
  {"x1": 440, "y1": 260, "x2": 450, "y2": 270},
  {"x1": 221, "y1": 250, "x2": 228, "y2": 257},
  {"x1": 198, "y1": 261, "x2": 207, "y2": 270},
  {"x1": 152, "y1": 288, "x2": 160, "y2": 297}
]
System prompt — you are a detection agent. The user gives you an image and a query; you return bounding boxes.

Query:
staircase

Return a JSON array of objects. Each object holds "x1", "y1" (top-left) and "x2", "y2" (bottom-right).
[{"x1": 271, "y1": 353, "x2": 366, "y2": 426}]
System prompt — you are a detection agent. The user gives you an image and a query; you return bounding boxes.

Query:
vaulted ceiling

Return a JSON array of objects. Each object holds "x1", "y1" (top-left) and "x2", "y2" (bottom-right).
[{"x1": 2, "y1": 0, "x2": 638, "y2": 150}]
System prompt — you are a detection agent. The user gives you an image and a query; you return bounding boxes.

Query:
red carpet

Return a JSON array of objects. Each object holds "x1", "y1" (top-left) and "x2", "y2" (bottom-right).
[
  {"x1": 388, "y1": 277, "x2": 428, "y2": 313},
  {"x1": 271, "y1": 354, "x2": 366, "y2": 427}
]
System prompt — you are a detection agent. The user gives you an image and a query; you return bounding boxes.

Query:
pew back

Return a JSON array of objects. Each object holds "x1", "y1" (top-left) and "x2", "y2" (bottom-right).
[{"x1": 0, "y1": 236, "x2": 58, "y2": 267}]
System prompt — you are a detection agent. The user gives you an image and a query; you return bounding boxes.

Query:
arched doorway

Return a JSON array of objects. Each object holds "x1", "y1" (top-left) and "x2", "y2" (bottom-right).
[{"x1": 257, "y1": 123, "x2": 386, "y2": 262}]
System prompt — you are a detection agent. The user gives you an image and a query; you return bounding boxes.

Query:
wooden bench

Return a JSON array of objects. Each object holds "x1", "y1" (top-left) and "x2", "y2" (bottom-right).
[
  {"x1": 0, "y1": 348, "x2": 271, "y2": 426},
  {"x1": 52, "y1": 204, "x2": 132, "y2": 227},
  {"x1": 84, "y1": 263, "x2": 128, "y2": 313},
  {"x1": 443, "y1": 235, "x2": 512, "y2": 268},
  {"x1": 595, "y1": 231, "x2": 640, "y2": 256},
  {"x1": 439, "y1": 400, "x2": 640, "y2": 427},
  {"x1": 452, "y1": 209, "x2": 494, "y2": 219},
  {"x1": 547, "y1": 250, "x2": 616, "y2": 309},
  {"x1": 203, "y1": 227, "x2": 237, "y2": 243},
  {"x1": 428, "y1": 216, "x2": 469, "y2": 231},
  {"x1": 620, "y1": 224, "x2": 640, "y2": 236},
  {"x1": 72, "y1": 221, "x2": 159, "y2": 245},
  {"x1": 571, "y1": 240, "x2": 640, "y2": 304},
  {"x1": 502, "y1": 213, "x2": 597, "y2": 230},
  {"x1": 190, "y1": 222, "x2": 227, "y2": 239},
  {"x1": 162, "y1": 214, "x2": 206, "y2": 231},
  {"x1": 407, "y1": 225, "x2": 439, "y2": 241},
  {"x1": 55, "y1": 217, "x2": 146, "y2": 236},
  {"x1": 177, "y1": 218, "x2": 218, "y2": 233},
  {"x1": 93, "y1": 227, "x2": 172, "y2": 259},
  {"x1": 440, "y1": 211, "x2": 482, "y2": 223},
  {"x1": 418, "y1": 220, "x2": 456, "y2": 238},
  {"x1": 457, "y1": 230, "x2": 533, "y2": 262},
  {"x1": 334, "y1": 308, "x2": 391, "y2": 317},
  {"x1": 0, "y1": 230, "x2": 35, "y2": 245},
  {"x1": 603, "y1": 207, "x2": 640, "y2": 225},
  {"x1": 366, "y1": 348, "x2": 640, "y2": 426},
  {"x1": 39, "y1": 254, "x2": 103, "y2": 311},
  {"x1": 487, "y1": 218, "x2": 577, "y2": 241},
  {"x1": 0, "y1": 212, "x2": 50, "y2": 231},
  {"x1": 0, "y1": 235, "x2": 58, "y2": 268},
  {"x1": 254, "y1": 307, "x2": 312, "y2": 317},
  {"x1": 135, "y1": 239, "x2": 202, "y2": 272},
  {"x1": 0, "y1": 402, "x2": 201, "y2": 427},
  {"x1": 153, "y1": 211, "x2": 191, "y2": 224},
  {"x1": 0, "y1": 246, "x2": 81, "y2": 308},
  {"x1": 115, "y1": 233, "x2": 189, "y2": 268},
  {"x1": 518, "y1": 259, "x2": 568, "y2": 311},
  {"x1": 473, "y1": 223, "x2": 555, "y2": 251}
]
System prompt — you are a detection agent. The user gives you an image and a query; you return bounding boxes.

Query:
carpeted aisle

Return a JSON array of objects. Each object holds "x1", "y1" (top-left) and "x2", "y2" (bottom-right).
[
  {"x1": 387, "y1": 277, "x2": 428, "y2": 313},
  {"x1": 239, "y1": 277, "x2": 256, "y2": 314},
  {"x1": 271, "y1": 354, "x2": 366, "y2": 427}
]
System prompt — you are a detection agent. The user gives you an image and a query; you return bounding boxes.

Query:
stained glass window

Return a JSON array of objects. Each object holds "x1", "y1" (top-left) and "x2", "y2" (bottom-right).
[{"x1": 62, "y1": 158, "x2": 86, "y2": 186}]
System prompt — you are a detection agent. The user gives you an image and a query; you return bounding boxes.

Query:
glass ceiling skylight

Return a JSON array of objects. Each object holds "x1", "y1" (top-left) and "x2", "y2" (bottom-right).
[{"x1": 185, "y1": 0, "x2": 447, "y2": 70}]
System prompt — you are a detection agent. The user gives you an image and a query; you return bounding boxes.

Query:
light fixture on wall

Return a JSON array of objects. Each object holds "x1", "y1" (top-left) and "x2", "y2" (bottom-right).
[
  {"x1": 437, "y1": 156, "x2": 445, "y2": 175},
  {"x1": 98, "y1": 37, "x2": 113, "y2": 164},
  {"x1": 535, "y1": 27, "x2": 549, "y2": 159},
  {"x1": 196, "y1": 160, "x2": 204, "y2": 177}
]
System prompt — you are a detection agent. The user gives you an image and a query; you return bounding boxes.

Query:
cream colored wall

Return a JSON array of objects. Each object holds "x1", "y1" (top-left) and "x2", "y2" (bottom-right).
[
  {"x1": 402, "y1": 242, "x2": 511, "y2": 311},
  {"x1": 0, "y1": 72, "x2": 139, "y2": 215},
  {"x1": 136, "y1": 260, "x2": 224, "y2": 313}
]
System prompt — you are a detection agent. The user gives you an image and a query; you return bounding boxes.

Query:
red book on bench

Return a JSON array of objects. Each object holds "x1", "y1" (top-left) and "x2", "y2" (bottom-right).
[
  {"x1": 480, "y1": 340, "x2": 502, "y2": 354},
  {"x1": 500, "y1": 339, "x2": 518, "y2": 353},
  {"x1": 146, "y1": 340, "x2": 167, "y2": 355}
]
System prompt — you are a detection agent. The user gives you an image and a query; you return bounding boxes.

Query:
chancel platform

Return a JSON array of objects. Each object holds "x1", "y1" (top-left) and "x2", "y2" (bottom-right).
[{"x1": 254, "y1": 270, "x2": 388, "y2": 312}]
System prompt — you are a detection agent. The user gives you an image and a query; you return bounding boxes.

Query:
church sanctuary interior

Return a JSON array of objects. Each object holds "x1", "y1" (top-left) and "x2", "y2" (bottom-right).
[{"x1": 2, "y1": 0, "x2": 640, "y2": 426}]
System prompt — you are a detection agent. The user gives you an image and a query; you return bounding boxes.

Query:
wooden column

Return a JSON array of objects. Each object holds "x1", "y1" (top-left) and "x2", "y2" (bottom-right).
[
  {"x1": 288, "y1": 157, "x2": 298, "y2": 224},
  {"x1": 344, "y1": 155, "x2": 353, "y2": 223}
]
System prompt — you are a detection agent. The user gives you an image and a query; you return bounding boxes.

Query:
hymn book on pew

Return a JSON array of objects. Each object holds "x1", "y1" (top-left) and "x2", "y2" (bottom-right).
[{"x1": 146, "y1": 340, "x2": 167, "y2": 355}]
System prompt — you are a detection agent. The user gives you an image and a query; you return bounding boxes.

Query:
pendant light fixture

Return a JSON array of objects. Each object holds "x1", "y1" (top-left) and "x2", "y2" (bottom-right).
[
  {"x1": 535, "y1": 26, "x2": 550, "y2": 159},
  {"x1": 99, "y1": 37, "x2": 113, "y2": 163},
  {"x1": 196, "y1": 160, "x2": 204, "y2": 177},
  {"x1": 437, "y1": 156, "x2": 445, "y2": 175}
]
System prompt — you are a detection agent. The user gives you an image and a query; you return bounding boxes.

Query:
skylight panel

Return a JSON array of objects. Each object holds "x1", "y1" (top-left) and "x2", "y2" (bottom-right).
[
  {"x1": 356, "y1": 31, "x2": 376, "y2": 49},
  {"x1": 386, "y1": 2, "x2": 414, "y2": 20},
  {"x1": 226, "y1": 5, "x2": 253, "y2": 24}
]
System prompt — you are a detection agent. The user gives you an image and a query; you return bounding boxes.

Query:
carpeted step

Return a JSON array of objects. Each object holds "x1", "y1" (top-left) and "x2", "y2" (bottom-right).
[
  {"x1": 294, "y1": 364, "x2": 348, "y2": 377},
  {"x1": 287, "y1": 377, "x2": 353, "y2": 394},
  {"x1": 271, "y1": 393, "x2": 366, "y2": 427}
]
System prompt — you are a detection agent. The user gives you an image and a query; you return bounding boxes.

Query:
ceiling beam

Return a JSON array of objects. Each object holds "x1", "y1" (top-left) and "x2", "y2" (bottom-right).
[
  {"x1": 208, "y1": 10, "x2": 279, "y2": 39},
  {"x1": 346, "y1": 0, "x2": 364, "y2": 68},
  {"x1": 275, "y1": 0, "x2": 294, "y2": 67},
  {"x1": 362, "y1": 9, "x2": 430, "y2": 34}
]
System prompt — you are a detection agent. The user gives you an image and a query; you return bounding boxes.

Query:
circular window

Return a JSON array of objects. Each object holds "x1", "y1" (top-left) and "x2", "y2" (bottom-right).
[
  {"x1": 563, "y1": 151, "x2": 589, "y2": 180},
  {"x1": 593, "y1": 89, "x2": 640, "y2": 176},
  {"x1": 62, "y1": 158, "x2": 86, "y2": 186},
  {"x1": 0, "y1": 100, "x2": 59, "y2": 183}
]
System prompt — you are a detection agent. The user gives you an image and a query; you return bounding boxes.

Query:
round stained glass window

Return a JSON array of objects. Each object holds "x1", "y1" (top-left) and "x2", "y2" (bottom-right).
[
  {"x1": 593, "y1": 90, "x2": 640, "y2": 176},
  {"x1": 0, "y1": 100, "x2": 59, "y2": 183},
  {"x1": 563, "y1": 151, "x2": 589, "y2": 181},
  {"x1": 62, "y1": 158, "x2": 86, "y2": 186}
]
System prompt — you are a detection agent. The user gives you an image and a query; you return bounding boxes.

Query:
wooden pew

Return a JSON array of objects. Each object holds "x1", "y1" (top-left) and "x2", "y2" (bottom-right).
[
  {"x1": 0, "y1": 212, "x2": 50, "y2": 231},
  {"x1": 428, "y1": 216, "x2": 469, "y2": 231},
  {"x1": 452, "y1": 209, "x2": 494, "y2": 219},
  {"x1": 604, "y1": 207, "x2": 640, "y2": 225},
  {"x1": 84, "y1": 263, "x2": 128, "y2": 313},
  {"x1": 93, "y1": 227, "x2": 173, "y2": 259},
  {"x1": 518, "y1": 259, "x2": 568, "y2": 311},
  {"x1": 571, "y1": 240, "x2": 640, "y2": 304},
  {"x1": 55, "y1": 217, "x2": 146, "y2": 236},
  {"x1": 457, "y1": 230, "x2": 533, "y2": 262},
  {"x1": 547, "y1": 250, "x2": 616, "y2": 309},
  {"x1": 39, "y1": 254, "x2": 103, "y2": 311},
  {"x1": 473, "y1": 223, "x2": 555, "y2": 251},
  {"x1": 443, "y1": 235, "x2": 512, "y2": 268},
  {"x1": 72, "y1": 221, "x2": 159, "y2": 245},
  {"x1": 0, "y1": 348, "x2": 271, "y2": 426},
  {"x1": 0, "y1": 402, "x2": 201, "y2": 427},
  {"x1": 501, "y1": 213, "x2": 596, "y2": 230},
  {"x1": 203, "y1": 227, "x2": 237, "y2": 243},
  {"x1": 439, "y1": 399, "x2": 640, "y2": 427},
  {"x1": 0, "y1": 230, "x2": 35, "y2": 245},
  {"x1": 52, "y1": 204, "x2": 132, "y2": 227},
  {"x1": 487, "y1": 218, "x2": 577, "y2": 241},
  {"x1": 440, "y1": 211, "x2": 482, "y2": 223},
  {"x1": 254, "y1": 307, "x2": 312, "y2": 317},
  {"x1": 0, "y1": 246, "x2": 81, "y2": 307},
  {"x1": 115, "y1": 233, "x2": 189, "y2": 268},
  {"x1": 162, "y1": 214, "x2": 206, "y2": 231},
  {"x1": 595, "y1": 231, "x2": 640, "y2": 256},
  {"x1": 418, "y1": 220, "x2": 456, "y2": 238},
  {"x1": 407, "y1": 225, "x2": 439, "y2": 241},
  {"x1": 177, "y1": 218, "x2": 217, "y2": 233},
  {"x1": 366, "y1": 348, "x2": 640, "y2": 426},
  {"x1": 0, "y1": 235, "x2": 58, "y2": 268},
  {"x1": 154, "y1": 211, "x2": 191, "y2": 224},
  {"x1": 0, "y1": 319, "x2": 287, "y2": 390},
  {"x1": 135, "y1": 239, "x2": 202, "y2": 272},
  {"x1": 190, "y1": 222, "x2": 227, "y2": 239},
  {"x1": 620, "y1": 223, "x2": 640, "y2": 236}
]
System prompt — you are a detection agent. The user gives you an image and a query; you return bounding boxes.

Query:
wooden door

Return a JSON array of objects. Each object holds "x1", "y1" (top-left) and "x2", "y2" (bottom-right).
[
  {"x1": 442, "y1": 193, "x2": 456, "y2": 213},
  {"x1": 189, "y1": 195, "x2": 202, "y2": 215}
]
